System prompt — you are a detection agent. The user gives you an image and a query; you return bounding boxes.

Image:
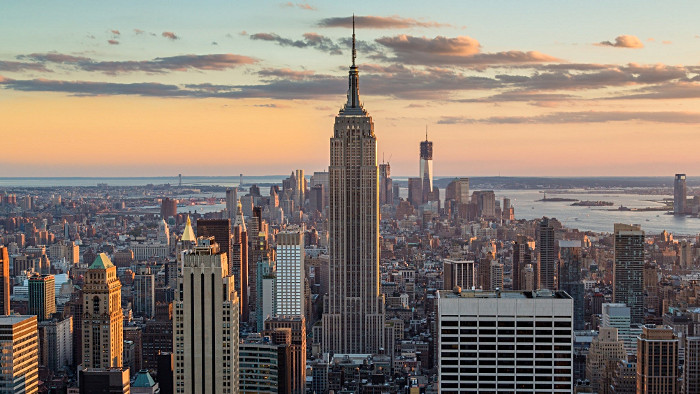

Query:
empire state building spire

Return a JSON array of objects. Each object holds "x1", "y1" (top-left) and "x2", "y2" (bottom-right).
[{"x1": 343, "y1": 14, "x2": 364, "y2": 115}]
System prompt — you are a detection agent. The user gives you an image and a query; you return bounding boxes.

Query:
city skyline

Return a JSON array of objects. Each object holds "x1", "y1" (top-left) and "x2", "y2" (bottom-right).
[{"x1": 3, "y1": 1, "x2": 700, "y2": 176}]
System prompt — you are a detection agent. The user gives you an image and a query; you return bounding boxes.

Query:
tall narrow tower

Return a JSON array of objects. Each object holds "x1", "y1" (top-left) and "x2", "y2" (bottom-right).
[
  {"x1": 82, "y1": 253, "x2": 123, "y2": 369},
  {"x1": 674, "y1": 173, "x2": 687, "y2": 215},
  {"x1": 322, "y1": 18, "x2": 385, "y2": 354},
  {"x1": 420, "y1": 129, "x2": 433, "y2": 204}
]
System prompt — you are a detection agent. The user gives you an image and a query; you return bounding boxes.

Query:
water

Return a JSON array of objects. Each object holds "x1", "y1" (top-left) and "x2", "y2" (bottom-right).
[
  {"x1": 1, "y1": 177, "x2": 698, "y2": 236},
  {"x1": 496, "y1": 190, "x2": 699, "y2": 236}
]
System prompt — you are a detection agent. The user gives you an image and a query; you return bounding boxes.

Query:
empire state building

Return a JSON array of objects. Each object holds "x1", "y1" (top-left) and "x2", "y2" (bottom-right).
[{"x1": 322, "y1": 20, "x2": 386, "y2": 354}]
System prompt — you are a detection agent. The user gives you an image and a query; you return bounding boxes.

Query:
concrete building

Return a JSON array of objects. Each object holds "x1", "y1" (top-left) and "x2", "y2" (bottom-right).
[
  {"x1": 512, "y1": 235, "x2": 533, "y2": 291},
  {"x1": 275, "y1": 229, "x2": 304, "y2": 317},
  {"x1": 443, "y1": 260, "x2": 475, "y2": 291},
  {"x1": 82, "y1": 254, "x2": 123, "y2": 369},
  {"x1": 613, "y1": 224, "x2": 645, "y2": 325},
  {"x1": 636, "y1": 325, "x2": 678, "y2": 394},
  {"x1": 585, "y1": 327, "x2": 626, "y2": 393},
  {"x1": 256, "y1": 257, "x2": 276, "y2": 332},
  {"x1": 131, "y1": 369, "x2": 159, "y2": 394},
  {"x1": 436, "y1": 289, "x2": 573, "y2": 393},
  {"x1": 173, "y1": 237, "x2": 239, "y2": 394},
  {"x1": 445, "y1": 178, "x2": 469, "y2": 205},
  {"x1": 226, "y1": 188, "x2": 238, "y2": 220},
  {"x1": 0, "y1": 315, "x2": 38, "y2": 393},
  {"x1": 322, "y1": 26, "x2": 385, "y2": 355},
  {"x1": 28, "y1": 273, "x2": 55, "y2": 321},
  {"x1": 232, "y1": 200, "x2": 249, "y2": 322},
  {"x1": 489, "y1": 261, "x2": 504, "y2": 291}
]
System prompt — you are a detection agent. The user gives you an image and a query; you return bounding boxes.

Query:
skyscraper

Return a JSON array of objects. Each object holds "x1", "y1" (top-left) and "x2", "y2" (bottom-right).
[
  {"x1": 636, "y1": 325, "x2": 678, "y2": 394},
  {"x1": 133, "y1": 265, "x2": 155, "y2": 318},
  {"x1": 537, "y1": 217, "x2": 556, "y2": 290},
  {"x1": 0, "y1": 316, "x2": 38, "y2": 393},
  {"x1": 322, "y1": 21, "x2": 385, "y2": 355},
  {"x1": 378, "y1": 162, "x2": 392, "y2": 206},
  {"x1": 232, "y1": 200, "x2": 249, "y2": 321},
  {"x1": 674, "y1": 173, "x2": 687, "y2": 215},
  {"x1": 82, "y1": 253, "x2": 123, "y2": 369},
  {"x1": 173, "y1": 237, "x2": 239, "y2": 394},
  {"x1": 28, "y1": 273, "x2": 55, "y2": 321},
  {"x1": 0, "y1": 247, "x2": 9, "y2": 315},
  {"x1": 226, "y1": 188, "x2": 238, "y2": 220},
  {"x1": 613, "y1": 223, "x2": 645, "y2": 325},
  {"x1": 585, "y1": 327, "x2": 626, "y2": 393},
  {"x1": 196, "y1": 218, "x2": 232, "y2": 279},
  {"x1": 420, "y1": 131, "x2": 433, "y2": 203},
  {"x1": 559, "y1": 240, "x2": 584, "y2": 330},
  {"x1": 160, "y1": 197, "x2": 177, "y2": 220},
  {"x1": 264, "y1": 316, "x2": 306, "y2": 394},
  {"x1": 275, "y1": 229, "x2": 304, "y2": 317}
]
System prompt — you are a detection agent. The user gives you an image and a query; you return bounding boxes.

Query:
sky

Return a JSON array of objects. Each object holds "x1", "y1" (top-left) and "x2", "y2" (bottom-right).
[{"x1": 2, "y1": 1, "x2": 700, "y2": 177}]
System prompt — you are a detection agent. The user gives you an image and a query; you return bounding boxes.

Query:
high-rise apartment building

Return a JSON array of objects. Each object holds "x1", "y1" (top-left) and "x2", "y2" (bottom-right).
[
  {"x1": 537, "y1": 217, "x2": 556, "y2": 290},
  {"x1": 173, "y1": 237, "x2": 239, "y2": 394},
  {"x1": 559, "y1": 240, "x2": 584, "y2": 330},
  {"x1": 0, "y1": 315, "x2": 39, "y2": 393},
  {"x1": 0, "y1": 247, "x2": 9, "y2": 315},
  {"x1": 420, "y1": 132, "x2": 433, "y2": 203},
  {"x1": 443, "y1": 260, "x2": 475, "y2": 290},
  {"x1": 322, "y1": 23, "x2": 385, "y2": 355},
  {"x1": 82, "y1": 254, "x2": 123, "y2": 369},
  {"x1": 613, "y1": 223, "x2": 645, "y2": 325},
  {"x1": 28, "y1": 273, "x2": 55, "y2": 321},
  {"x1": 436, "y1": 289, "x2": 573, "y2": 393},
  {"x1": 674, "y1": 173, "x2": 687, "y2": 215},
  {"x1": 275, "y1": 229, "x2": 304, "y2": 317},
  {"x1": 636, "y1": 325, "x2": 678, "y2": 394}
]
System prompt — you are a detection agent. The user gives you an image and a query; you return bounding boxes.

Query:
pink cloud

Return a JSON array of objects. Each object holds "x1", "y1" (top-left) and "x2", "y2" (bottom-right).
[
  {"x1": 597, "y1": 35, "x2": 644, "y2": 48},
  {"x1": 162, "y1": 32, "x2": 179, "y2": 40}
]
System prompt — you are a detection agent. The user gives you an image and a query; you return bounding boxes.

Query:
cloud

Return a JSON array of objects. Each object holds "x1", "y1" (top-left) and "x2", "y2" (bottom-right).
[
  {"x1": 250, "y1": 32, "x2": 342, "y2": 54},
  {"x1": 20, "y1": 52, "x2": 257, "y2": 75},
  {"x1": 162, "y1": 32, "x2": 179, "y2": 40},
  {"x1": 133, "y1": 29, "x2": 145, "y2": 35},
  {"x1": 319, "y1": 15, "x2": 450, "y2": 29},
  {"x1": 597, "y1": 35, "x2": 644, "y2": 48},
  {"x1": 108, "y1": 40, "x2": 120, "y2": 45},
  {"x1": 281, "y1": 2, "x2": 316, "y2": 10},
  {"x1": 253, "y1": 103, "x2": 288, "y2": 108},
  {"x1": 0, "y1": 61, "x2": 51, "y2": 73},
  {"x1": 438, "y1": 111, "x2": 700, "y2": 124},
  {"x1": 111, "y1": 30, "x2": 121, "y2": 36},
  {"x1": 258, "y1": 68, "x2": 315, "y2": 81},
  {"x1": 374, "y1": 34, "x2": 558, "y2": 67}
]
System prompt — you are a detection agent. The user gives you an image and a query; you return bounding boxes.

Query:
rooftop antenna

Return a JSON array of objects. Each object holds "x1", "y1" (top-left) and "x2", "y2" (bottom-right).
[
  {"x1": 352, "y1": 14, "x2": 356, "y2": 67},
  {"x1": 425, "y1": 124, "x2": 428, "y2": 140}
]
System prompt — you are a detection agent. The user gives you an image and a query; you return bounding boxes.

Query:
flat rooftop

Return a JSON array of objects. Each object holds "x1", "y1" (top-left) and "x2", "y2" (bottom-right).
[{"x1": 438, "y1": 289, "x2": 572, "y2": 300}]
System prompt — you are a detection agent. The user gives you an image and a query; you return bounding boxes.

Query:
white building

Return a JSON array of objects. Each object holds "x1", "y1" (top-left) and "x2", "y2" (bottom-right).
[
  {"x1": 174, "y1": 237, "x2": 239, "y2": 394},
  {"x1": 275, "y1": 229, "x2": 304, "y2": 317},
  {"x1": 437, "y1": 289, "x2": 574, "y2": 393}
]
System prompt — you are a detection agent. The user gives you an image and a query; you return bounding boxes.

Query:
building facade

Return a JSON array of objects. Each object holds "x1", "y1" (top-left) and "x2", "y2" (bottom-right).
[
  {"x1": 28, "y1": 273, "x2": 55, "y2": 321},
  {"x1": 82, "y1": 254, "x2": 123, "y2": 369},
  {"x1": 275, "y1": 230, "x2": 304, "y2": 317},
  {"x1": 613, "y1": 223, "x2": 645, "y2": 325},
  {"x1": 437, "y1": 289, "x2": 573, "y2": 393},
  {"x1": 173, "y1": 237, "x2": 239, "y2": 394},
  {"x1": 322, "y1": 25, "x2": 385, "y2": 355},
  {"x1": 636, "y1": 325, "x2": 678, "y2": 394}
]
